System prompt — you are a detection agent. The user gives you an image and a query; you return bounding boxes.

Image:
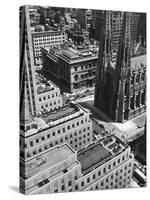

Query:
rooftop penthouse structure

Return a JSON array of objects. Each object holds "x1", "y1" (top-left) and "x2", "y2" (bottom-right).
[
  {"x1": 20, "y1": 134, "x2": 134, "y2": 194},
  {"x1": 35, "y1": 73, "x2": 63, "y2": 114},
  {"x1": 41, "y1": 42, "x2": 99, "y2": 92},
  {"x1": 20, "y1": 102, "x2": 93, "y2": 159}
]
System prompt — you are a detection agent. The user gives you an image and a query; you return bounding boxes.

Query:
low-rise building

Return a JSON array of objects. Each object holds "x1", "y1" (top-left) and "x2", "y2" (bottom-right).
[
  {"x1": 20, "y1": 134, "x2": 134, "y2": 194},
  {"x1": 41, "y1": 43, "x2": 99, "y2": 93},
  {"x1": 20, "y1": 102, "x2": 93, "y2": 159},
  {"x1": 36, "y1": 73, "x2": 63, "y2": 114}
]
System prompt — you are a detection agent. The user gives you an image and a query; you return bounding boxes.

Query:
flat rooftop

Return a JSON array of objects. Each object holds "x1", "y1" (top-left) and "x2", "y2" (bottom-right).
[
  {"x1": 45, "y1": 42, "x2": 99, "y2": 64},
  {"x1": 77, "y1": 134, "x2": 128, "y2": 175},
  {"x1": 22, "y1": 143, "x2": 75, "y2": 180},
  {"x1": 40, "y1": 103, "x2": 81, "y2": 124},
  {"x1": 36, "y1": 73, "x2": 55, "y2": 94}
]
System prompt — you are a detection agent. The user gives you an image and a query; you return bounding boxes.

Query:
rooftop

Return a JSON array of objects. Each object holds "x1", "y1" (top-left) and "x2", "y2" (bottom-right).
[
  {"x1": 44, "y1": 42, "x2": 99, "y2": 64},
  {"x1": 77, "y1": 134, "x2": 128, "y2": 175},
  {"x1": 21, "y1": 143, "x2": 75, "y2": 180},
  {"x1": 41, "y1": 102, "x2": 83, "y2": 124},
  {"x1": 36, "y1": 73, "x2": 55, "y2": 94},
  {"x1": 20, "y1": 103, "x2": 86, "y2": 138}
]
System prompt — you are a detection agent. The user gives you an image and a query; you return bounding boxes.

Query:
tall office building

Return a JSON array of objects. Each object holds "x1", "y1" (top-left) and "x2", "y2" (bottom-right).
[
  {"x1": 77, "y1": 9, "x2": 93, "y2": 32},
  {"x1": 20, "y1": 5, "x2": 38, "y2": 117},
  {"x1": 20, "y1": 134, "x2": 134, "y2": 194},
  {"x1": 94, "y1": 11, "x2": 146, "y2": 122},
  {"x1": 94, "y1": 11, "x2": 140, "y2": 60}
]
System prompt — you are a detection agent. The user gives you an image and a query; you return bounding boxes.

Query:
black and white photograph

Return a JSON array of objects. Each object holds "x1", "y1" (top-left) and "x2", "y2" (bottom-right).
[{"x1": 19, "y1": 5, "x2": 147, "y2": 195}]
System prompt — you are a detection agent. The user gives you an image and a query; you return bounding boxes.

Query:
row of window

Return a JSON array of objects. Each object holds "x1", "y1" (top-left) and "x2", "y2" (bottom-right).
[
  {"x1": 73, "y1": 63, "x2": 97, "y2": 72},
  {"x1": 24, "y1": 135, "x2": 91, "y2": 159},
  {"x1": 74, "y1": 163, "x2": 132, "y2": 191},
  {"x1": 131, "y1": 71, "x2": 145, "y2": 85},
  {"x1": 22, "y1": 125, "x2": 90, "y2": 149},
  {"x1": 39, "y1": 93, "x2": 59, "y2": 101}
]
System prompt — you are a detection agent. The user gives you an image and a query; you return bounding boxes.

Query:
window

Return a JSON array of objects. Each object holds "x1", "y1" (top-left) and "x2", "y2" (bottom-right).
[
  {"x1": 93, "y1": 174, "x2": 96, "y2": 179},
  {"x1": 58, "y1": 130, "x2": 60, "y2": 134},
  {"x1": 75, "y1": 185, "x2": 78, "y2": 190},
  {"x1": 33, "y1": 151, "x2": 36, "y2": 155},
  {"x1": 47, "y1": 134, "x2": 50, "y2": 139},
  {"x1": 136, "y1": 74, "x2": 139, "y2": 83},
  {"x1": 54, "y1": 188, "x2": 58, "y2": 193},
  {"x1": 48, "y1": 95, "x2": 50, "y2": 99},
  {"x1": 61, "y1": 185, "x2": 65, "y2": 191},
  {"x1": 68, "y1": 180, "x2": 71, "y2": 186},
  {"x1": 44, "y1": 146, "x2": 47, "y2": 150},
  {"x1": 141, "y1": 72, "x2": 145, "y2": 81},
  {"x1": 68, "y1": 126, "x2": 70, "y2": 130},
  {"x1": 39, "y1": 98, "x2": 41, "y2": 102},
  {"x1": 52, "y1": 132, "x2": 55, "y2": 136},
  {"x1": 87, "y1": 177, "x2": 90, "y2": 183},
  {"x1": 30, "y1": 141, "x2": 33, "y2": 147},
  {"x1": 60, "y1": 138, "x2": 63, "y2": 142},
  {"x1": 50, "y1": 143, "x2": 53, "y2": 147},
  {"x1": 39, "y1": 148, "x2": 42, "y2": 153},
  {"x1": 103, "y1": 168, "x2": 106, "y2": 173},
  {"x1": 131, "y1": 75, "x2": 134, "y2": 85},
  {"x1": 43, "y1": 96, "x2": 46, "y2": 100},
  {"x1": 27, "y1": 153, "x2": 30, "y2": 158},
  {"x1": 42, "y1": 136, "x2": 45, "y2": 141},
  {"x1": 63, "y1": 128, "x2": 65, "y2": 132},
  {"x1": 98, "y1": 171, "x2": 101, "y2": 176},
  {"x1": 81, "y1": 181, "x2": 84, "y2": 187}
]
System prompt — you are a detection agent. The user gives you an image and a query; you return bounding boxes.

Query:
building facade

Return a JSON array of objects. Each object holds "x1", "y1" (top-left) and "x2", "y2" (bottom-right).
[
  {"x1": 20, "y1": 102, "x2": 93, "y2": 160},
  {"x1": 77, "y1": 9, "x2": 93, "y2": 32},
  {"x1": 36, "y1": 73, "x2": 63, "y2": 113},
  {"x1": 41, "y1": 43, "x2": 98, "y2": 93},
  {"x1": 32, "y1": 30, "x2": 67, "y2": 65},
  {"x1": 94, "y1": 11, "x2": 146, "y2": 122},
  {"x1": 20, "y1": 134, "x2": 134, "y2": 194}
]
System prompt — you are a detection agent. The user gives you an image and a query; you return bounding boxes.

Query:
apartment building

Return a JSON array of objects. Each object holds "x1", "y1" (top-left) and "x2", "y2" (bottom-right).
[
  {"x1": 20, "y1": 134, "x2": 134, "y2": 194},
  {"x1": 20, "y1": 102, "x2": 93, "y2": 159},
  {"x1": 32, "y1": 30, "x2": 67, "y2": 65},
  {"x1": 35, "y1": 73, "x2": 63, "y2": 113}
]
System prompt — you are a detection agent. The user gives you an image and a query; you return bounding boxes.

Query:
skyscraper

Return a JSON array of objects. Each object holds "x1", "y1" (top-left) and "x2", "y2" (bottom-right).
[{"x1": 20, "y1": 5, "x2": 38, "y2": 117}]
